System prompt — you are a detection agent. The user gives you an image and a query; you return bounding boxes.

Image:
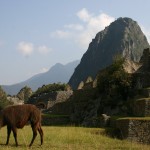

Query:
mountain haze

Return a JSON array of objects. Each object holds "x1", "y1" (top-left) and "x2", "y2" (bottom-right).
[
  {"x1": 2, "y1": 60, "x2": 79, "y2": 95},
  {"x1": 69, "y1": 17, "x2": 150, "y2": 89}
]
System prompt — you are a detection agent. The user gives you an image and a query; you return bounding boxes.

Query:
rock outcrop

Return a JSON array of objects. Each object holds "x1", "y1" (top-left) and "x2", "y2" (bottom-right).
[{"x1": 69, "y1": 17, "x2": 149, "y2": 89}]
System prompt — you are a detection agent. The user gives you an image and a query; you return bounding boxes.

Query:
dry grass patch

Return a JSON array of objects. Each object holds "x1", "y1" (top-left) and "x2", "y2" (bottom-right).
[{"x1": 0, "y1": 126, "x2": 149, "y2": 150}]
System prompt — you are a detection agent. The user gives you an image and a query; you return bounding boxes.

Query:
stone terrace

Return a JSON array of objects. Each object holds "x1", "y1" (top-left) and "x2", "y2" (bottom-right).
[{"x1": 116, "y1": 88, "x2": 150, "y2": 144}]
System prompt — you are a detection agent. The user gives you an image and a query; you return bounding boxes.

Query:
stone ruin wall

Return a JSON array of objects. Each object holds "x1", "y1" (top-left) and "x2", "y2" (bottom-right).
[
  {"x1": 116, "y1": 88, "x2": 150, "y2": 144},
  {"x1": 47, "y1": 90, "x2": 73, "y2": 109},
  {"x1": 116, "y1": 119, "x2": 150, "y2": 144},
  {"x1": 133, "y1": 72, "x2": 150, "y2": 89},
  {"x1": 133, "y1": 99, "x2": 150, "y2": 117},
  {"x1": 133, "y1": 48, "x2": 150, "y2": 89},
  {"x1": 77, "y1": 76, "x2": 98, "y2": 90},
  {"x1": 32, "y1": 90, "x2": 73, "y2": 110}
]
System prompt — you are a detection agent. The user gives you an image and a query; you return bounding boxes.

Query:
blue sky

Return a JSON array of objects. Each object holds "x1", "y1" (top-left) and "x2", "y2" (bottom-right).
[{"x1": 0, "y1": 0, "x2": 150, "y2": 85}]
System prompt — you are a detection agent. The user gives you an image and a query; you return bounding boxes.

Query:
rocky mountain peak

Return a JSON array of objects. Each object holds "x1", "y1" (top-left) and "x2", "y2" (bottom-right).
[{"x1": 69, "y1": 17, "x2": 149, "y2": 89}]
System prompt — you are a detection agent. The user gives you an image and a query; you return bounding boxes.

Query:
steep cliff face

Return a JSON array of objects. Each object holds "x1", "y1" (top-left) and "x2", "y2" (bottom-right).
[{"x1": 69, "y1": 17, "x2": 149, "y2": 89}]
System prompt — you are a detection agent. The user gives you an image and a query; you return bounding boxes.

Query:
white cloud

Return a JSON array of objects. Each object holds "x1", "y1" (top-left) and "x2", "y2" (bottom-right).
[
  {"x1": 51, "y1": 8, "x2": 115, "y2": 49},
  {"x1": 17, "y1": 41, "x2": 34, "y2": 57},
  {"x1": 38, "y1": 45, "x2": 52, "y2": 54},
  {"x1": 77, "y1": 12, "x2": 115, "y2": 49},
  {"x1": 141, "y1": 26, "x2": 150, "y2": 44},
  {"x1": 64, "y1": 24, "x2": 84, "y2": 31},
  {"x1": 40, "y1": 67, "x2": 49, "y2": 73},
  {"x1": 51, "y1": 30, "x2": 71, "y2": 39},
  {"x1": 17, "y1": 42, "x2": 52, "y2": 56},
  {"x1": 77, "y1": 8, "x2": 92, "y2": 22}
]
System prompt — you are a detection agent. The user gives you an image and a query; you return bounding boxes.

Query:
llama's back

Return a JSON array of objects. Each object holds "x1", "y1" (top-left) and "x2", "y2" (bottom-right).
[{"x1": 2, "y1": 104, "x2": 41, "y2": 128}]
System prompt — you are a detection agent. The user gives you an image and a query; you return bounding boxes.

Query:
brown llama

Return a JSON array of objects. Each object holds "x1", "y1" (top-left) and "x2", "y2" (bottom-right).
[{"x1": 0, "y1": 104, "x2": 43, "y2": 147}]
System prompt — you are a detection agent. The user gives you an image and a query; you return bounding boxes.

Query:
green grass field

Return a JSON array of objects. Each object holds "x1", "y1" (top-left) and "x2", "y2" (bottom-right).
[{"x1": 0, "y1": 126, "x2": 149, "y2": 150}]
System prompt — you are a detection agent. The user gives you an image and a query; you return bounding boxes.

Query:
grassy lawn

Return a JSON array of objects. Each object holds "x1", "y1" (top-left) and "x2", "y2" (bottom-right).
[{"x1": 0, "y1": 126, "x2": 149, "y2": 150}]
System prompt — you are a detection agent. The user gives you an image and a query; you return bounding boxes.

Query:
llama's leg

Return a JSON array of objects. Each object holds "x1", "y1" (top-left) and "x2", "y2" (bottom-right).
[
  {"x1": 29, "y1": 124, "x2": 37, "y2": 147},
  {"x1": 6, "y1": 125, "x2": 11, "y2": 145},
  {"x1": 12, "y1": 127, "x2": 18, "y2": 146},
  {"x1": 38, "y1": 125, "x2": 43, "y2": 145}
]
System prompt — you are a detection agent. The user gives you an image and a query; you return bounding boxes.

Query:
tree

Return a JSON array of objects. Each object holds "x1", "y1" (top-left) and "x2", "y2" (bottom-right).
[
  {"x1": 17, "y1": 86, "x2": 33, "y2": 103},
  {"x1": 0, "y1": 86, "x2": 11, "y2": 109},
  {"x1": 30, "y1": 83, "x2": 71, "y2": 98},
  {"x1": 97, "y1": 56, "x2": 132, "y2": 103}
]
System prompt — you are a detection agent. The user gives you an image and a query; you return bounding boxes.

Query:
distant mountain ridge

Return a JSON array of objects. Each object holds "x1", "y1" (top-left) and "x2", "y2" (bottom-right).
[
  {"x1": 69, "y1": 17, "x2": 150, "y2": 89},
  {"x1": 2, "y1": 60, "x2": 79, "y2": 95}
]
